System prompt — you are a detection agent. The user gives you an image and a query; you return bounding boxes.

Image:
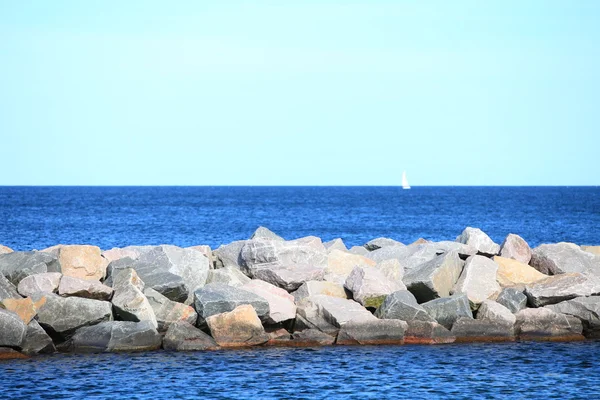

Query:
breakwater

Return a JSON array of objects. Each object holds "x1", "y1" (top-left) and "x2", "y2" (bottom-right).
[{"x1": 1, "y1": 226, "x2": 600, "y2": 359}]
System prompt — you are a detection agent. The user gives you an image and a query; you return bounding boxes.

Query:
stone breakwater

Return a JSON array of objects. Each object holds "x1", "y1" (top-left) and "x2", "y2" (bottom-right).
[{"x1": 1, "y1": 227, "x2": 600, "y2": 360}]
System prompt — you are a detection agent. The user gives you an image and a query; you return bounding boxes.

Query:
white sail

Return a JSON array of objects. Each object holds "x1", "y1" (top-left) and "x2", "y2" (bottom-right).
[{"x1": 402, "y1": 171, "x2": 410, "y2": 189}]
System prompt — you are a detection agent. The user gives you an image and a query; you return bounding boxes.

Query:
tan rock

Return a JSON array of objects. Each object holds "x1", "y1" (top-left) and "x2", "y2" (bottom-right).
[
  {"x1": 58, "y1": 275, "x2": 113, "y2": 301},
  {"x1": 206, "y1": 304, "x2": 269, "y2": 347},
  {"x1": 0, "y1": 245, "x2": 13, "y2": 254},
  {"x1": 292, "y1": 281, "x2": 348, "y2": 302},
  {"x1": 324, "y1": 249, "x2": 376, "y2": 285},
  {"x1": 581, "y1": 246, "x2": 600, "y2": 257},
  {"x1": 494, "y1": 256, "x2": 548, "y2": 287},
  {"x1": 58, "y1": 245, "x2": 109, "y2": 281},
  {"x1": 1, "y1": 297, "x2": 37, "y2": 324}
]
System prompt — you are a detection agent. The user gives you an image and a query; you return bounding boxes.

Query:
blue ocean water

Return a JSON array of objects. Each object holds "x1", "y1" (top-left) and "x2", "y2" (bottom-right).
[
  {"x1": 2, "y1": 342, "x2": 600, "y2": 399},
  {"x1": 0, "y1": 186, "x2": 598, "y2": 251}
]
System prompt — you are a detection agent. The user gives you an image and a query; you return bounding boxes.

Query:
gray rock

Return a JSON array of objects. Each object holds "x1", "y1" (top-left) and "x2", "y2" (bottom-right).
[
  {"x1": 348, "y1": 246, "x2": 371, "y2": 256},
  {"x1": 291, "y1": 281, "x2": 348, "y2": 303},
  {"x1": 476, "y1": 300, "x2": 516, "y2": 325},
  {"x1": 344, "y1": 266, "x2": 405, "y2": 309},
  {"x1": 0, "y1": 308, "x2": 27, "y2": 347},
  {"x1": 452, "y1": 255, "x2": 501, "y2": 308},
  {"x1": 456, "y1": 227, "x2": 500, "y2": 256},
  {"x1": 496, "y1": 287, "x2": 528, "y2": 313},
  {"x1": 111, "y1": 268, "x2": 157, "y2": 328},
  {"x1": 58, "y1": 275, "x2": 113, "y2": 301},
  {"x1": 530, "y1": 242, "x2": 600, "y2": 277},
  {"x1": 296, "y1": 295, "x2": 376, "y2": 329},
  {"x1": 375, "y1": 290, "x2": 435, "y2": 322},
  {"x1": 17, "y1": 272, "x2": 62, "y2": 297},
  {"x1": 404, "y1": 251, "x2": 464, "y2": 303},
  {"x1": 451, "y1": 318, "x2": 515, "y2": 342},
  {"x1": 163, "y1": 321, "x2": 219, "y2": 351},
  {"x1": 294, "y1": 304, "x2": 339, "y2": 335},
  {"x1": 0, "y1": 273, "x2": 21, "y2": 301},
  {"x1": 545, "y1": 296, "x2": 600, "y2": 338},
  {"x1": 193, "y1": 283, "x2": 270, "y2": 326},
  {"x1": 289, "y1": 329, "x2": 335, "y2": 346},
  {"x1": 101, "y1": 245, "x2": 154, "y2": 263},
  {"x1": 336, "y1": 320, "x2": 407, "y2": 345},
  {"x1": 242, "y1": 279, "x2": 296, "y2": 324},
  {"x1": 21, "y1": 320, "x2": 56, "y2": 355},
  {"x1": 33, "y1": 293, "x2": 113, "y2": 340},
  {"x1": 206, "y1": 266, "x2": 251, "y2": 287},
  {"x1": 515, "y1": 308, "x2": 584, "y2": 341},
  {"x1": 368, "y1": 245, "x2": 414, "y2": 264},
  {"x1": 324, "y1": 238, "x2": 348, "y2": 253},
  {"x1": 0, "y1": 251, "x2": 60, "y2": 285},
  {"x1": 421, "y1": 294, "x2": 473, "y2": 329},
  {"x1": 404, "y1": 320, "x2": 455, "y2": 344},
  {"x1": 364, "y1": 238, "x2": 404, "y2": 251},
  {"x1": 250, "y1": 226, "x2": 284, "y2": 241},
  {"x1": 499, "y1": 234, "x2": 532, "y2": 264},
  {"x1": 524, "y1": 273, "x2": 600, "y2": 307},
  {"x1": 213, "y1": 240, "x2": 248, "y2": 269},
  {"x1": 144, "y1": 287, "x2": 198, "y2": 332},
  {"x1": 375, "y1": 259, "x2": 405, "y2": 285},
  {"x1": 68, "y1": 321, "x2": 162, "y2": 352}
]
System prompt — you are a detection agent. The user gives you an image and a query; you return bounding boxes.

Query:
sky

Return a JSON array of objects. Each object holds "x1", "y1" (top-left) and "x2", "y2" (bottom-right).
[{"x1": 0, "y1": 1, "x2": 598, "y2": 186}]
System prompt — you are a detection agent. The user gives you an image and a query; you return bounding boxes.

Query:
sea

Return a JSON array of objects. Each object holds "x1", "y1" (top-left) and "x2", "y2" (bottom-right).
[{"x1": 1, "y1": 186, "x2": 599, "y2": 399}]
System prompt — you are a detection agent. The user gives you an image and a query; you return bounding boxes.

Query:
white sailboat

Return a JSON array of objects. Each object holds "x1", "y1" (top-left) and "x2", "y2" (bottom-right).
[{"x1": 402, "y1": 171, "x2": 411, "y2": 189}]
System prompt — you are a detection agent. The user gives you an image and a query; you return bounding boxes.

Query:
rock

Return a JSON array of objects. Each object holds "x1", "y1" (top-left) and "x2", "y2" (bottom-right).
[
  {"x1": 206, "y1": 266, "x2": 251, "y2": 287},
  {"x1": 421, "y1": 294, "x2": 473, "y2": 330},
  {"x1": 163, "y1": 321, "x2": 219, "y2": 351},
  {"x1": 54, "y1": 245, "x2": 109, "y2": 281},
  {"x1": 411, "y1": 238, "x2": 430, "y2": 245},
  {"x1": 530, "y1": 242, "x2": 600, "y2": 277},
  {"x1": 0, "y1": 309, "x2": 27, "y2": 347},
  {"x1": 404, "y1": 320, "x2": 455, "y2": 344},
  {"x1": 451, "y1": 318, "x2": 515, "y2": 342},
  {"x1": 452, "y1": 255, "x2": 501, "y2": 308},
  {"x1": 68, "y1": 321, "x2": 162, "y2": 352},
  {"x1": 33, "y1": 293, "x2": 113, "y2": 340},
  {"x1": 581, "y1": 246, "x2": 600, "y2": 257},
  {"x1": 368, "y1": 245, "x2": 414, "y2": 264},
  {"x1": 545, "y1": 296, "x2": 600, "y2": 338},
  {"x1": 0, "y1": 297, "x2": 38, "y2": 324},
  {"x1": 0, "y1": 251, "x2": 60, "y2": 285},
  {"x1": 323, "y1": 238, "x2": 347, "y2": 253},
  {"x1": 21, "y1": 320, "x2": 56, "y2": 355},
  {"x1": 496, "y1": 288, "x2": 528, "y2": 313},
  {"x1": 324, "y1": 250, "x2": 376, "y2": 285},
  {"x1": 187, "y1": 245, "x2": 215, "y2": 269},
  {"x1": 242, "y1": 279, "x2": 296, "y2": 324},
  {"x1": 375, "y1": 290, "x2": 435, "y2": 322},
  {"x1": 111, "y1": 268, "x2": 157, "y2": 328},
  {"x1": 515, "y1": 308, "x2": 584, "y2": 341},
  {"x1": 289, "y1": 329, "x2": 335, "y2": 346},
  {"x1": 0, "y1": 245, "x2": 13, "y2": 254},
  {"x1": 17, "y1": 272, "x2": 62, "y2": 297},
  {"x1": 291, "y1": 281, "x2": 347, "y2": 302},
  {"x1": 456, "y1": 227, "x2": 500, "y2": 256},
  {"x1": 58, "y1": 275, "x2": 113, "y2": 301},
  {"x1": 499, "y1": 234, "x2": 532, "y2": 264},
  {"x1": 213, "y1": 240, "x2": 248, "y2": 269},
  {"x1": 193, "y1": 283, "x2": 270, "y2": 326},
  {"x1": 296, "y1": 295, "x2": 376, "y2": 329},
  {"x1": 348, "y1": 246, "x2": 371, "y2": 256},
  {"x1": 250, "y1": 226, "x2": 284, "y2": 241},
  {"x1": 476, "y1": 300, "x2": 516, "y2": 325},
  {"x1": 375, "y1": 259, "x2": 405, "y2": 286},
  {"x1": 493, "y1": 256, "x2": 548, "y2": 287},
  {"x1": 336, "y1": 320, "x2": 407, "y2": 345},
  {"x1": 524, "y1": 273, "x2": 600, "y2": 307},
  {"x1": 206, "y1": 304, "x2": 269, "y2": 347},
  {"x1": 0, "y1": 273, "x2": 20, "y2": 301},
  {"x1": 344, "y1": 266, "x2": 405, "y2": 308},
  {"x1": 0, "y1": 348, "x2": 28, "y2": 360},
  {"x1": 265, "y1": 327, "x2": 292, "y2": 345},
  {"x1": 108, "y1": 245, "x2": 210, "y2": 304},
  {"x1": 101, "y1": 246, "x2": 152, "y2": 263},
  {"x1": 364, "y1": 238, "x2": 404, "y2": 251},
  {"x1": 294, "y1": 300, "x2": 339, "y2": 335},
  {"x1": 403, "y1": 251, "x2": 464, "y2": 303},
  {"x1": 144, "y1": 287, "x2": 198, "y2": 332}
]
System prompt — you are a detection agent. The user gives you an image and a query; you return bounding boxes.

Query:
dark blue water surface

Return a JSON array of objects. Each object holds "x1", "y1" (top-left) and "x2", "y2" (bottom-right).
[
  {"x1": 0, "y1": 186, "x2": 598, "y2": 251},
  {"x1": 2, "y1": 342, "x2": 600, "y2": 399}
]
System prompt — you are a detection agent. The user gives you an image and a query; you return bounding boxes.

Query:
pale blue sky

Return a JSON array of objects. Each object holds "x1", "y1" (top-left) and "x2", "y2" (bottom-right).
[{"x1": 1, "y1": 1, "x2": 598, "y2": 185}]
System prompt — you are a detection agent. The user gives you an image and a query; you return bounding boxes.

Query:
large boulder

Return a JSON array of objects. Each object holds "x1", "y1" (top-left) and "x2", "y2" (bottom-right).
[
  {"x1": 101, "y1": 245, "x2": 153, "y2": 264},
  {"x1": 493, "y1": 256, "x2": 548, "y2": 287},
  {"x1": 163, "y1": 321, "x2": 219, "y2": 351},
  {"x1": 375, "y1": 290, "x2": 435, "y2": 322},
  {"x1": 403, "y1": 251, "x2": 464, "y2": 303},
  {"x1": 187, "y1": 245, "x2": 215, "y2": 269},
  {"x1": 451, "y1": 318, "x2": 515, "y2": 342},
  {"x1": 336, "y1": 320, "x2": 407, "y2": 345},
  {"x1": 421, "y1": 294, "x2": 473, "y2": 329},
  {"x1": 524, "y1": 273, "x2": 600, "y2": 307},
  {"x1": 375, "y1": 259, "x2": 405, "y2": 286},
  {"x1": 515, "y1": 308, "x2": 584, "y2": 341},
  {"x1": 476, "y1": 300, "x2": 516, "y2": 325},
  {"x1": 111, "y1": 268, "x2": 157, "y2": 328},
  {"x1": 530, "y1": 242, "x2": 600, "y2": 277},
  {"x1": 0, "y1": 309, "x2": 27, "y2": 347},
  {"x1": 323, "y1": 238, "x2": 347, "y2": 253},
  {"x1": 296, "y1": 295, "x2": 375, "y2": 333},
  {"x1": 545, "y1": 296, "x2": 600, "y2": 338},
  {"x1": 0, "y1": 297, "x2": 39, "y2": 324},
  {"x1": 193, "y1": 283, "x2": 270, "y2": 326},
  {"x1": 21, "y1": 320, "x2": 56, "y2": 355},
  {"x1": 360, "y1": 244, "x2": 411, "y2": 264},
  {"x1": 324, "y1": 250, "x2": 376, "y2": 285},
  {"x1": 33, "y1": 293, "x2": 113, "y2": 340},
  {"x1": 285, "y1": 329, "x2": 335, "y2": 347},
  {"x1": 455, "y1": 227, "x2": 500, "y2": 256},
  {"x1": 348, "y1": 246, "x2": 371, "y2": 256},
  {"x1": 404, "y1": 320, "x2": 455, "y2": 344},
  {"x1": 0, "y1": 245, "x2": 13, "y2": 254},
  {"x1": 241, "y1": 279, "x2": 296, "y2": 324},
  {"x1": 0, "y1": 251, "x2": 60, "y2": 285},
  {"x1": 364, "y1": 238, "x2": 404, "y2": 251},
  {"x1": 581, "y1": 246, "x2": 600, "y2": 257},
  {"x1": 240, "y1": 237, "x2": 327, "y2": 291},
  {"x1": 213, "y1": 240, "x2": 247, "y2": 269},
  {"x1": 144, "y1": 287, "x2": 198, "y2": 332},
  {"x1": 250, "y1": 226, "x2": 284, "y2": 241},
  {"x1": 496, "y1": 287, "x2": 528, "y2": 313},
  {"x1": 58, "y1": 275, "x2": 113, "y2": 301},
  {"x1": 0, "y1": 273, "x2": 20, "y2": 301},
  {"x1": 17, "y1": 272, "x2": 62, "y2": 297},
  {"x1": 68, "y1": 321, "x2": 162, "y2": 352},
  {"x1": 499, "y1": 234, "x2": 532, "y2": 264},
  {"x1": 344, "y1": 266, "x2": 405, "y2": 309},
  {"x1": 107, "y1": 245, "x2": 210, "y2": 304},
  {"x1": 52, "y1": 245, "x2": 109, "y2": 281},
  {"x1": 206, "y1": 266, "x2": 251, "y2": 287},
  {"x1": 452, "y1": 255, "x2": 501, "y2": 308},
  {"x1": 206, "y1": 304, "x2": 269, "y2": 347},
  {"x1": 291, "y1": 281, "x2": 347, "y2": 302}
]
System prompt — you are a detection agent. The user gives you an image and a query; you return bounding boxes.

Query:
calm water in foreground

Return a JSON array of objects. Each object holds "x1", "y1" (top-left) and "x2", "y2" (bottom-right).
[{"x1": 2, "y1": 342, "x2": 600, "y2": 399}]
